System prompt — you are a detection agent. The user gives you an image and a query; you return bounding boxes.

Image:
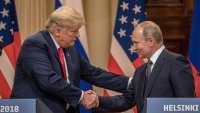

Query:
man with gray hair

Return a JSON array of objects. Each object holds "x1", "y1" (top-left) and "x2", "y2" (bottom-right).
[
  {"x1": 94, "y1": 21, "x2": 195, "y2": 113},
  {"x1": 10, "y1": 6, "x2": 130, "y2": 113}
]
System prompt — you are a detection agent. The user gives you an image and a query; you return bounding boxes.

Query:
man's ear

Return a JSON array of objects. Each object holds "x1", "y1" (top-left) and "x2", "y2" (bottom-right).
[
  {"x1": 148, "y1": 37, "x2": 154, "y2": 47},
  {"x1": 54, "y1": 28, "x2": 61, "y2": 37}
]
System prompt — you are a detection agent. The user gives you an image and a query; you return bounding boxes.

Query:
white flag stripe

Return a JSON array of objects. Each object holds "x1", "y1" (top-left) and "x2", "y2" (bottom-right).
[
  {"x1": 62, "y1": 0, "x2": 89, "y2": 57},
  {"x1": 63, "y1": 0, "x2": 83, "y2": 14},
  {"x1": 0, "y1": 50, "x2": 15, "y2": 88},
  {"x1": 111, "y1": 35, "x2": 135, "y2": 76}
]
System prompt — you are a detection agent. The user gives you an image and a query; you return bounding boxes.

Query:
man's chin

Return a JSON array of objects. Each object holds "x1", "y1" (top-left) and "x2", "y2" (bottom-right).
[
  {"x1": 62, "y1": 43, "x2": 75, "y2": 48},
  {"x1": 139, "y1": 55, "x2": 146, "y2": 59}
]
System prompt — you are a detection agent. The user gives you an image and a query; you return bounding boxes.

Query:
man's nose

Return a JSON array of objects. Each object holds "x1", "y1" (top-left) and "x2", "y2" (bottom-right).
[{"x1": 132, "y1": 44, "x2": 137, "y2": 51}]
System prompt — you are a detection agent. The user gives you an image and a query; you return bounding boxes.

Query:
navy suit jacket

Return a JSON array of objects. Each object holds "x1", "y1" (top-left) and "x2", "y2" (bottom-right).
[
  {"x1": 10, "y1": 30, "x2": 129, "y2": 113},
  {"x1": 98, "y1": 49, "x2": 195, "y2": 113}
]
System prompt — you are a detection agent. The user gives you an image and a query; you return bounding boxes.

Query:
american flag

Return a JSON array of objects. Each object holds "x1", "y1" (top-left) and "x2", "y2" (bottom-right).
[
  {"x1": 0, "y1": 0, "x2": 21, "y2": 98},
  {"x1": 105, "y1": 0, "x2": 146, "y2": 113}
]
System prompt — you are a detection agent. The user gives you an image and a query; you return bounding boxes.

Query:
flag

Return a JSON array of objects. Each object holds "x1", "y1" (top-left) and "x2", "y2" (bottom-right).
[
  {"x1": 0, "y1": 0, "x2": 21, "y2": 98},
  {"x1": 105, "y1": 0, "x2": 146, "y2": 113},
  {"x1": 55, "y1": 0, "x2": 92, "y2": 113},
  {"x1": 188, "y1": 0, "x2": 200, "y2": 97}
]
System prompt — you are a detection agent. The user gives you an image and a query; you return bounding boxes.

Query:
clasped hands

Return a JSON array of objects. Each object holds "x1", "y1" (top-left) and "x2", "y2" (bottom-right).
[{"x1": 80, "y1": 90, "x2": 99, "y2": 109}]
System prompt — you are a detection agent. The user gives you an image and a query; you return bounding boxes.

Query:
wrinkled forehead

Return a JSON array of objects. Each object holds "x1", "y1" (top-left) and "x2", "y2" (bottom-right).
[
  {"x1": 134, "y1": 26, "x2": 143, "y2": 33},
  {"x1": 133, "y1": 27, "x2": 143, "y2": 38}
]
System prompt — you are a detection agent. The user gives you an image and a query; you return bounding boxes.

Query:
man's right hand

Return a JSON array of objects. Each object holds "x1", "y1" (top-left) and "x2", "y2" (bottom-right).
[{"x1": 80, "y1": 90, "x2": 99, "y2": 109}]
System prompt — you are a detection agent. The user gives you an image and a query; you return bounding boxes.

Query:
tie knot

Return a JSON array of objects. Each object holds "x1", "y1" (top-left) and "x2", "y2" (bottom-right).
[{"x1": 58, "y1": 47, "x2": 63, "y2": 53}]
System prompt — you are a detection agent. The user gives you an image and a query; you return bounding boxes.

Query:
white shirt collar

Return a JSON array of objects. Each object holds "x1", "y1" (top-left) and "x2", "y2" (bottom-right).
[
  {"x1": 149, "y1": 45, "x2": 165, "y2": 64},
  {"x1": 49, "y1": 32, "x2": 60, "y2": 49}
]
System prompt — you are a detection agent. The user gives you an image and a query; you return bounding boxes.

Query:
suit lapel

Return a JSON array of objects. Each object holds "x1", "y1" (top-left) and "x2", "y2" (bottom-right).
[
  {"x1": 43, "y1": 30, "x2": 60, "y2": 62},
  {"x1": 63, "y1": 48, "x2": 74, "y2": 85},
  {"x1": 136, "y1": 65, "x2": 147, "y2": 110},
  {"x1": 144, "y1": 49, "x2": 167, "y2": 97}
]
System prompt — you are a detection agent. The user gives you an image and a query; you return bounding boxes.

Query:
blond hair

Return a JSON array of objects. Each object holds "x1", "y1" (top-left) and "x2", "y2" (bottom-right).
[{"x1": 45, "y1": 6, "x2": 85, "y2": 32}]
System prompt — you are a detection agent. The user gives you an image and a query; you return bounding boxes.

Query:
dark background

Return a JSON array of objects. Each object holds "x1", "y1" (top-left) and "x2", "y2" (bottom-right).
[{"x1": 146, "y1": 0, "x2": 194, "y2": 56}]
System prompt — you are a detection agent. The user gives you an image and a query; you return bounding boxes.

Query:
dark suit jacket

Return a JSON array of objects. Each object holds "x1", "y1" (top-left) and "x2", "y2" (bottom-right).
[
  {"x1": 98, "y1": 49, "x2": 195, "y2": 113},
  {"x1": 10, "y1": 30, "x2": 129, "y2": 113}
]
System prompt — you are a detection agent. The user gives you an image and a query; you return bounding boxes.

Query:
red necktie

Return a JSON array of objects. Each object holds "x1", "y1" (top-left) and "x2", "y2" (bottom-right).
[{"x1": 58, "y1": 47, "x2": 67, "y2": 80}]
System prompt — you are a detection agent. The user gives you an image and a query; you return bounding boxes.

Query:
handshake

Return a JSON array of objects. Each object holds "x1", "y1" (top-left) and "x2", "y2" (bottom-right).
[{"x1": 80, "y1": 90, "x2": 99, "y2": 109}]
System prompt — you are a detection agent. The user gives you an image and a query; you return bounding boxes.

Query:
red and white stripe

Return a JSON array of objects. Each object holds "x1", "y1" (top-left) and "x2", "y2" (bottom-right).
[{"x1": 0, "y1": 32, "x2": 21, "y2": 98}]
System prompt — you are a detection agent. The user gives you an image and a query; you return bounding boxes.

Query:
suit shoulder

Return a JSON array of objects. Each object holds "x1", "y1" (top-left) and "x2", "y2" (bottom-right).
[
  {"x1": 167, "y1": 51, "x2": 181, "y2": 57},
  {"x1": 25, "y1": 31, "x2": 46, "y2": 42},
  {"x1": 167, "y1": 51, "x2": 189, "y2": 64},
  {"x1": 23, "y1": 30, "x2": 48, "y2": 47}
]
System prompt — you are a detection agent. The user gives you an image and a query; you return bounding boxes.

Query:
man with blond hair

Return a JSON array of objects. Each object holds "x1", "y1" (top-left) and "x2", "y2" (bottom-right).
[{"x1": 11, "y1": 6, "x2": 130, "y2": 113}]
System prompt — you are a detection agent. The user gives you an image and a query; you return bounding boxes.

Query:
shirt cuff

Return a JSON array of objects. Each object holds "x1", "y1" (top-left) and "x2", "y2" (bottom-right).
[
  {"x1": 127, "y1": 77, "x2": 133, "y2": 88},
  {"x1": 79, "y1": 90, "x2": 84, "y2": 102}
]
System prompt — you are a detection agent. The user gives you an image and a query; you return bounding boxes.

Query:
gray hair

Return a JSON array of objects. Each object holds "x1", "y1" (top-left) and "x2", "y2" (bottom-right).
[{"x1": 138, "y1": 21, "x2": 163, "y2": 43}]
